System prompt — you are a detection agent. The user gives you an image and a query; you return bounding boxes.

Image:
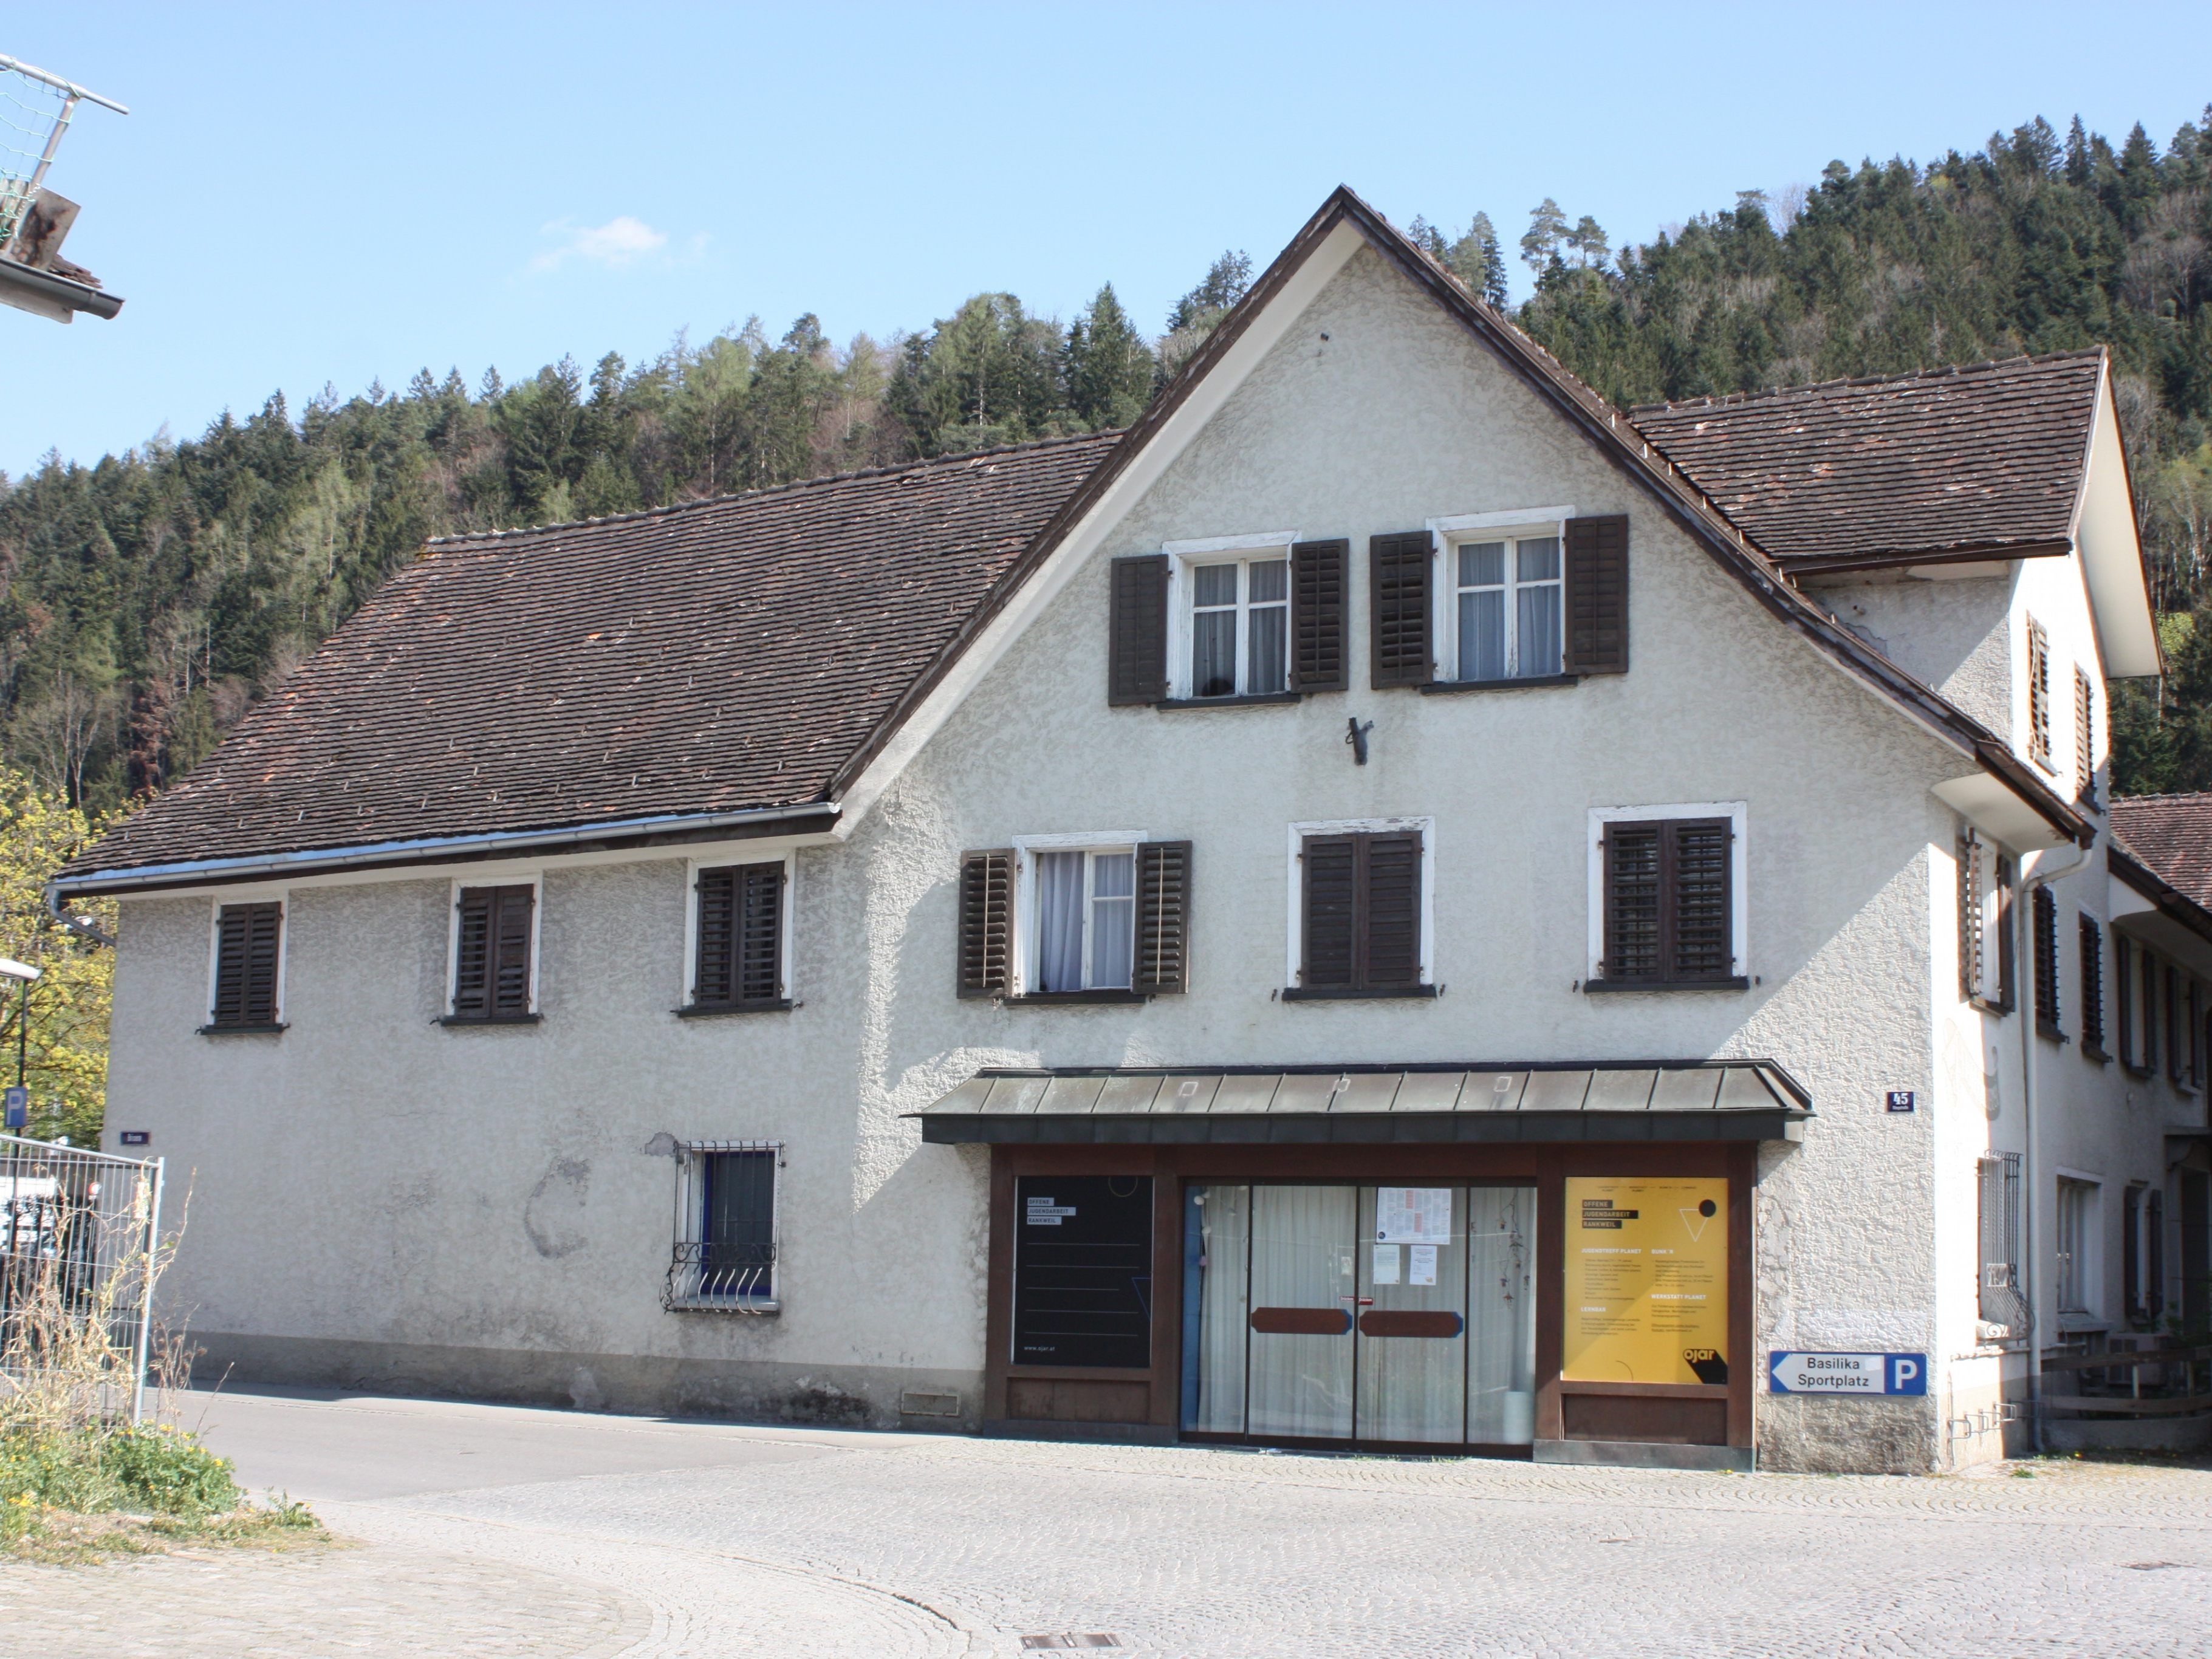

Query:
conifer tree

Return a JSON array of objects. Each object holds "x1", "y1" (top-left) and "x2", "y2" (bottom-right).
[{"x1": 1064, "y1": 285, "x2": 1156, "y2": 431}]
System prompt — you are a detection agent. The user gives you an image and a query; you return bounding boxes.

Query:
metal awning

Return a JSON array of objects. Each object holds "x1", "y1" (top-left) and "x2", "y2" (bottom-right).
[{"x1": 910, "y1": 1062, "x2": 1812, "y2": 1145}]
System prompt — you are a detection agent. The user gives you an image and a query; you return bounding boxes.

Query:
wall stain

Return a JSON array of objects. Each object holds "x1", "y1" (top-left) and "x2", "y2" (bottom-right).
[{"x1": 524, "y1": 1157, "x2": 592, "y2": 1259}]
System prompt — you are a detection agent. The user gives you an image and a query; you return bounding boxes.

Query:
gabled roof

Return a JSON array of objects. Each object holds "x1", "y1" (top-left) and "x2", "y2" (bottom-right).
[
  {"x1": 1629, "y1": 351, "x2": 2106, "y2": 573},
  {"x1": 61, "y1": 434, "x2": 1117, "y2": 882},
  {"x1": 2112, "y1": 794, "x2": 2212, "y2": 912},
  {"x1": 56, "y1": 186, "x2": 2100, "y2": 895}
]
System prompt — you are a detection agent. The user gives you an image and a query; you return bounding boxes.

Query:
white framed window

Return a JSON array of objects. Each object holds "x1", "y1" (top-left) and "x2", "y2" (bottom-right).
[
  {"x1": 1428, "y1": 507, "x2": 1574, "y2": 683},
  {"x1": 682, "y1": 850, "x2": 795, "y2": 1011},
  {"x1": 665, "y1": 1139, "x2": 780, "y2": 1313},
  {"x1": 2055, "y1": 1174, "x2": 2101, "y2": 1319},
  {"x1": 1164, "y1": 532, "x2": 1295, "y2": 699},
  {"x1": 1013, "y1": 832, "x2": 1148, "y2": 994},
  {"x1": 445, "y1": 874, "x2": 543, "y2": 1022},
  {"x1": 1282, "y1": 816, "x2": 1436, "y2": 992},
  {"x1": 202, "y1": 888, "x2": 289, "y2": 1033},
  {"x1": 1586, "y1": 803, "x2": 1748, "y2": 986}
]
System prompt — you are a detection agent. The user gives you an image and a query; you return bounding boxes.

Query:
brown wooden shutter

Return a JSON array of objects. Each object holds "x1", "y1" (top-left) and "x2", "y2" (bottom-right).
[
  {"x1": 453, "y1": 885, "x2": 534, "y2": 1020},
  {"x1": 1132, "y1": 840, "x2": 1193, "y2": 995},
  {"x1": 1108, "y1": 555, "x2": 1169, "y2": 706},
  {"x1": 210, "y1": 902, "x2": 281, "y2": 1027},
  {"x1": 694, "y1": 862, "x2": 786, "y2": 1007},
  {"x1": 1668, "y1": 819, "x2": 1733, "y2": 980},
  {"x1": 1361, "y1": 832, "x2": 1423, "y2": 988},
  {"x1": 1300, "y1": 835, "x2": 1358, "y2": 988},
  {"x1": 694, "y1": 867, "x2": 737, "y2": 1006},
  {"x1": 1602, "y1": 824, "x2": 1662, "y2": 983},
  {"x1": 2075, "y1": 668, "x2": 2095, "y2": 802},
  {"x1": 1290, "y1": 539, "x2": 1349, "y2": 693},
  {"x1": 1957, "y1": 832, "x2": 1983, "y2": 1002},
  {"x1": 2032, "y1": 886, "x2": 2061, "y2": 1032},
  {"x1": 1563, "y1": 514, "x2": 1628, "y2": 676},
  {"x1": 2115, "y1": 934, "x2": 2135, "y2": 1066},
  {"x1": 1368, "y1": 532, "x2": 1433, "y2": 688},
  {"x1": 2027, "y1": 618, "x2": 2052, "y2": 768},
  {"x1": 2079, "y1": 914, "x2": 2105, "y2": 1054},
  {"x1": 957, "y1": 849, "x2": 1013, "y2": 997},
  {"x1": 736, "y1": 861, "x2": 784, "y2": 1004}
]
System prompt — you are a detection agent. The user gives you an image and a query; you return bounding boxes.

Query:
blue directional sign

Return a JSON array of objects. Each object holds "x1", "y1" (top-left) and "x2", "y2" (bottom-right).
[
  {"x1": 2, "y1": 1086, "x2": 25, "y2": 1129},
  {"x1": 1769, "y1": 1351, "x2": 1926, "y2": 1396}
]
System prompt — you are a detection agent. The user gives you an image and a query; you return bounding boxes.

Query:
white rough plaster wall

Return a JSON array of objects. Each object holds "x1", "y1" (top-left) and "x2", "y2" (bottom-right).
[
  {"x1": 1822, "y1": 574, "x2": 2015, "y2": 740},
  {"x1": 103, "y1": 240, "x2": 2169, "y2": 1465}
]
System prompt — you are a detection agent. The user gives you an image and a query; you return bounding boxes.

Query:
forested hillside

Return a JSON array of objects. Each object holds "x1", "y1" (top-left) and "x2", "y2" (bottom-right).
[{"x1": 3, "y1": 104, "x2": 2210, "y2": 814}]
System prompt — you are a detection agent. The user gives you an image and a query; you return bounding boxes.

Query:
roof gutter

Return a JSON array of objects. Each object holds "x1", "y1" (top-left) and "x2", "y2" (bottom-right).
[
  {"x1": 47, "y1": 800, "x2": 838, "y2": 900},
  {"x1": 2108, "y1": 841, "x2": 2212, "y2": 949}
]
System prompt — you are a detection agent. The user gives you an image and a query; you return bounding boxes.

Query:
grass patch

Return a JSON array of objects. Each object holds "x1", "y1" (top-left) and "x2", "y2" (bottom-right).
[{"x1": 1, "y1": 1424, "x2": 323, "y2": 1564}]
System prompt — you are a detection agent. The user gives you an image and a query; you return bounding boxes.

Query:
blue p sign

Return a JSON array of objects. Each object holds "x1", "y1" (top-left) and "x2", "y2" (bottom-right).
[
  {"x1": 1888, "y1": 1354, "x2": 1926, "y2": 1395},
  {"x1": 2, "y1": 1086, "x2": 26, "y2": 1130}
]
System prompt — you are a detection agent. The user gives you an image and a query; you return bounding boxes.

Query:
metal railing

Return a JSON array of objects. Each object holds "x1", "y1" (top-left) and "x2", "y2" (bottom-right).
[
  {"x1": 2041, "y1": 1343, "x2": 2212, "y2": 1418},
  {"x1": 0, "y1": 1134, "x2": 164, "y2": 1422},
  {"x1": 662, "y1": 1239, "x2": 778, "y2": 1312}
]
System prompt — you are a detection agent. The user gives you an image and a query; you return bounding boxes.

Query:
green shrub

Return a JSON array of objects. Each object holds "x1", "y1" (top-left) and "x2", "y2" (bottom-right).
[
  {"x1": 98, "y1": 1425, "x2": 241, "y2": 1516},
  {"x1": 0, "y1": 1430, "x2": 118, "y2": 1514}
]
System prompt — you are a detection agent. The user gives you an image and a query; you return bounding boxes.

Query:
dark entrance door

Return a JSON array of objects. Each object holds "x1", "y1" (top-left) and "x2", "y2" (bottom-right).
[{"x1": 1013, "y1": 1175, "x2": 1153, "y2": 1368}]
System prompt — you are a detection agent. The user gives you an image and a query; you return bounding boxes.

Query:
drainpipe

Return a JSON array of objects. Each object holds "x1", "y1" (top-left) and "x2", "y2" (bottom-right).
[{"x1": 2018, "y1": 835, "x2": 2092, "y2": 1454}]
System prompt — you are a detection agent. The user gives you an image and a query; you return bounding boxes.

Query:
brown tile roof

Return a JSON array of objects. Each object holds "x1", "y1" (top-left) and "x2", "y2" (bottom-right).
[
  {"x1": 66, "y1": 433, "x2": 1118, "y2": 879},
  {"x1": 2111, "y1": 793, "x2": 2212, "y2": 911},
  {"x1": 1629, "y1": 350, "x2": 2104, "y2": 570}
]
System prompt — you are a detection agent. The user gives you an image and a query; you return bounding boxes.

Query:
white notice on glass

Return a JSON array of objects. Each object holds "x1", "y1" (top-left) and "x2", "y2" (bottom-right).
[
  {"x1": 1376, "y1": 1188, "x2": 1453, "y2": 1244},
  {"x1": 1372, "y1": 1243, "x2": 1401, "y2": 1285},
  {"x1": 1409, "y1": 1244, "x2": 1439, "y2": 1287}
]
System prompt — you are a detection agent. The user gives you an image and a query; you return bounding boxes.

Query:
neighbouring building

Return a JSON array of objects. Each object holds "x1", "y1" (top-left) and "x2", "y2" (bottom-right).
[{"x1": 53, "y1": 189, "x2": 2212, "y2": 1473}]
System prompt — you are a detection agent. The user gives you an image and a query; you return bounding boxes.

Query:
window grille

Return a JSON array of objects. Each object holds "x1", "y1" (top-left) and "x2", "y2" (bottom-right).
[
  {"x1": 664, "y1": 1140, "x2": 779, "y2": 1313},
  {"x1": 1977, "y1": 1152, "x2": 2030, "y2": 1334}
]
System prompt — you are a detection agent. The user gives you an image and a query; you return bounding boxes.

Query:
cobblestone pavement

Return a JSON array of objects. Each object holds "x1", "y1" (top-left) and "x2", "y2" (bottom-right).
[{"x1": 10, "y1": 1390, "x2": 2212, "y2": 1656}]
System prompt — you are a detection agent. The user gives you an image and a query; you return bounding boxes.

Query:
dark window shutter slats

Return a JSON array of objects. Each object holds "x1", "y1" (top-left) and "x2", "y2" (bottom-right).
[
  {"x1": 491, "y1": 886, "x2": 535, "y2": 1019},
  {"x1": 1290, "y1": 538, "x2": 1349, "y2": 693},
  {"x1": 1563, "y1": 515, "x2": 1628, "y2": 676},
  {"x1": 694, "y1": 867, "x2": 737, "y2": 1006},
  {"x1": 1132, "y1": 841, "x2": 1193, "y2": 996},
  {"x1": 2075, "y1": 668, "x2": 2095, "y2": 803},
  {"x1": 211, "y1": 903, "x2": 281, "y2": 1027},
  {"x1": 2033, "y1": 886, "x2": 2061, "y2": 1032},
  {"x1": 1602, "y1": 826, "x2": 1662, "y2": 982},
  {"x1": 453, "y1": 885, "x2": 533, "y2": 1021},
  {"x1": 1301, "y1": 836, "x2": 1358, "y2": 988},
  {"x1": 1108, "y1": 555, "x2": 1169, "y2": 706},
  {"x1": 1994, "y1": 855, "x2": 2016, "y2": 1013},
  {"x1": 1669, "y1": 820, "x2": 1733, "y2": 980},
  {"x1": 2080, "y1": 914, "x2": 2105, "y2": 1053},
  {"x1": 2027, "y1": 618, "x2": 2052, "y2": 768},
  {"x1": 737, "y1": 862, "x2": 784, "y2": 1004},
  {"x1": 694, "y1": 862, "x2": 786, "y2": 1007},
  {"x1": 1361, "y1": 832, "x2": 1423, "y2": 988},
  {"x1": 957, "y1": 849, "x2": 1013, "y2": 997},
  {"x1": 1958, "y1": 832, "x2": 1982, "y2": 1002},
  {"x1": 1368, "y1": 532, "x2": 1433, "y2": 688}
]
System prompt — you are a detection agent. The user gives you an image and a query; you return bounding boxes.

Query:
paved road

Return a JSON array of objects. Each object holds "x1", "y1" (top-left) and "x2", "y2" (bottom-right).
[{"x1": 6, "y1": 1387, "x2": 2212, "y2": 1656}]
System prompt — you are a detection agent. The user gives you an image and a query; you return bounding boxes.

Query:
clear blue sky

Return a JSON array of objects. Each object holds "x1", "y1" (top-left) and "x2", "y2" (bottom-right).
[{"x1": 6, "y1": 3, "x2": 2210, "y2": 476}]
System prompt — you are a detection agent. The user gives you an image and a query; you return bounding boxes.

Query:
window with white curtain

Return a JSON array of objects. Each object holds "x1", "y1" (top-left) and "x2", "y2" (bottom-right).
[
  {"x1": 1448, "y1": 534, "x2": 1563, "y2": 682},
  {"x1": 1029, "y1": 845, "x2": 1137, "y2": 992},
  {"x1": 1188, "y1": 555, "x2": 1289, "y2": 697}
]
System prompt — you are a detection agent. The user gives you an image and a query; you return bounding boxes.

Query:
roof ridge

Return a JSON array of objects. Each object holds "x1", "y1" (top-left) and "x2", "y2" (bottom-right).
[
  {"x1": 2111, "y1": 792, "x2": 2212, "y2": 806},
  {"x1": 1628, "y1": 347, "x2": 2107, "y2": 418},
  {"x1": 423, "y1": 428, "x2": 1123, "y2": 550}
]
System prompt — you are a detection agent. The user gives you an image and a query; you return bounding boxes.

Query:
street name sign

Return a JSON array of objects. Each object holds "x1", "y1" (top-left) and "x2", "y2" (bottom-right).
[{"x1": 1768, "y1": 1351, "x2": 1926, "y2": 1395}]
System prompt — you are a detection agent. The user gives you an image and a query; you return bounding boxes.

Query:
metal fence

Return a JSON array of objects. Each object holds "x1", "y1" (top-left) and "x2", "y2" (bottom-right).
[{"x1": 0, "y1": 1134, "x2": 164, "y2": 1423}]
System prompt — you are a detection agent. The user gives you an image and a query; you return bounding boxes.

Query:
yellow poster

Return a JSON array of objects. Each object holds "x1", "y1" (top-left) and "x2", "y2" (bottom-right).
[{"x1": 1561, "y1": 1176, "x2": 1729, "y2": 1385}]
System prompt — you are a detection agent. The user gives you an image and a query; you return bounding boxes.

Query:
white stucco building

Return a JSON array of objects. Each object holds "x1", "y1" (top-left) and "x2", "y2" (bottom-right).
[{"x1": 55, "y1": 189, "x2": 2211, "y2": 1473}]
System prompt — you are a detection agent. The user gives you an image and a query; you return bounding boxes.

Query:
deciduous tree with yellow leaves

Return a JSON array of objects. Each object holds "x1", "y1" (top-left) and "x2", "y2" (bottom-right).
[{"x1": 0, "y1": 767, "x2": 114, "y2": 1144}]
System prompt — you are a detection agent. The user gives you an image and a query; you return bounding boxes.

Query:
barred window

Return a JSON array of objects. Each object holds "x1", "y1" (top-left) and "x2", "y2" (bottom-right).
[
  {"x1": 1977, "y1": 1152, "x2": 2029, "y2": 1334},
  {"x1": 665, "y1": 1142, "x2": 780, "y2": 1312}
]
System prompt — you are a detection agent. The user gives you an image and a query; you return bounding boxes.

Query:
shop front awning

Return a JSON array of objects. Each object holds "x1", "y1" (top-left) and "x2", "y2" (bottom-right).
[{"x1": 910, "y1": 1061, "x2": 1812, "y2": 1146}]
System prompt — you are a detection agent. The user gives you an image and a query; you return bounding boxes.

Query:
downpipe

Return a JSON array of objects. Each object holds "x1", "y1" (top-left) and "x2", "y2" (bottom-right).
[{"x1": 2018, "y1": 835, "x2": 2092, "y2": 1455}]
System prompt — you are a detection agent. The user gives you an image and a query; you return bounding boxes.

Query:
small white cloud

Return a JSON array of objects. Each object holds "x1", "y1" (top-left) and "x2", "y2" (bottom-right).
[{"x1": 530, "y1": 215, "x2": 669, "y2": 273}]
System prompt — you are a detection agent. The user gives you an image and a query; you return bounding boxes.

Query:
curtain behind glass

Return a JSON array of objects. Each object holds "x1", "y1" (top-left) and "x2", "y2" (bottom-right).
[
  {"x1": 1467, "y1": 1185, "x2": 1536, "y2": 1443},
  {"x1": 1355, "y1": 1186, "x2": 1467, "y2": 1443},
  {"x1": 1457, "y1": 543, "x2": 1506, "y2": 681},
  {"x1": 1184, "y1": 1184, "x2": 1250, "y2": 1432},
  {"x1": 1089, "y1": 853, "x2": 1134, "y2": 989},
  {"x1": 1247, "y1": 1185, "x2": 1356, "y2": 1438},
  {"x1": 1247, "y1": 559, "x2": 1287, "y2": 693},
  {"x1": 1516, "y1": 538, "x2": 1563, "y2": 678},
  {"x1": 1035, "y1": 852, "x2": 1085, "y2": 992},
  {"x1": 1192, "y1": 563, "x2": 1238, "y2": 697}
]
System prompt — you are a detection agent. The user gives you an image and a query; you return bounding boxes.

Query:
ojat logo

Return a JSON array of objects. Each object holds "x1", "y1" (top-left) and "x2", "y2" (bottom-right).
[{"x1": 1684, "y1": 1347, "x2": 1730, "y2": 1384}]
